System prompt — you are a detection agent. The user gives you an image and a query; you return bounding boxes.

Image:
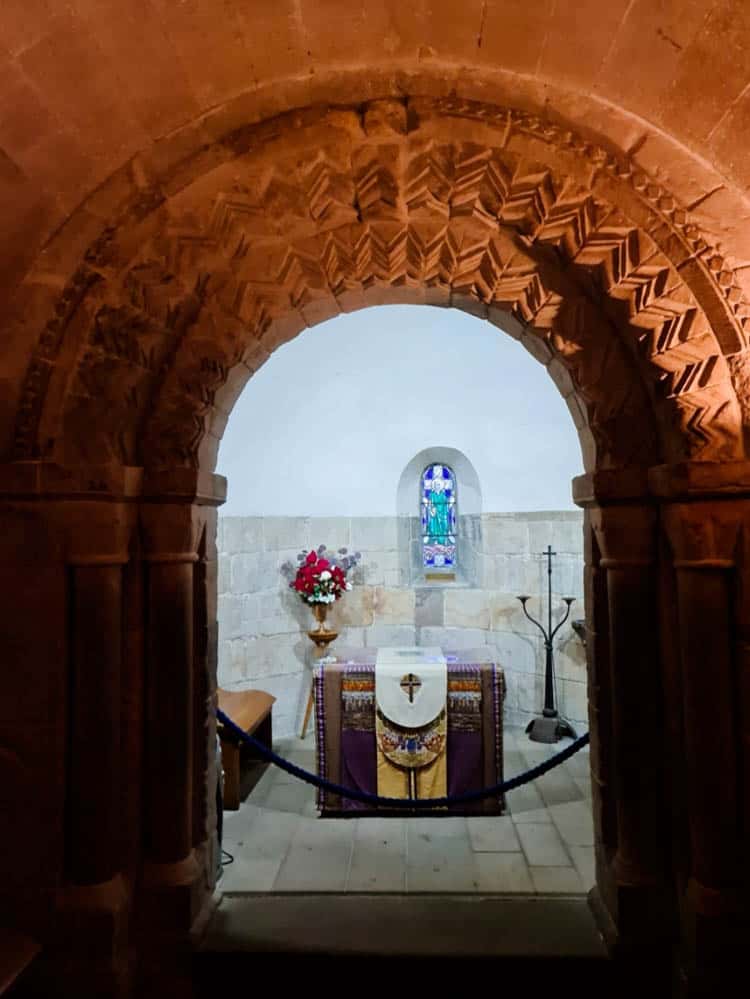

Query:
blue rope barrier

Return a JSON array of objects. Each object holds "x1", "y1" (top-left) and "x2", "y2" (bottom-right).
[{"x1": 217, "y1": 708, "x2": 590, "y2": 810}]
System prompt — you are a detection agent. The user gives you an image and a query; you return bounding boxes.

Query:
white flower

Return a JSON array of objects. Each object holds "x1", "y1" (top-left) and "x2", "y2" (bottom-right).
[{"x1": 319, "y1": 570, "x2": 331, "y2": 581}]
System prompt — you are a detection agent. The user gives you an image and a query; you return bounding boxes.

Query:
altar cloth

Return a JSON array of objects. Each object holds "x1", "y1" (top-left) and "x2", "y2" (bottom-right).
[
  {"x1": 314, "y1": 647, "x2": 506, "y2": 816},
  {"x1": 375, "y1": 646, "x2": 446, "y2": 728},
  {"x1": 374, "y1": 646, "x2": 448, "y2": 802}
]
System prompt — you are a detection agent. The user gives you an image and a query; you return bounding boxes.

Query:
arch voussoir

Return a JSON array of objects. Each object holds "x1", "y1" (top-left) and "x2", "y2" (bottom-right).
[{"x1": 9, "y1": 96, "x2": 748, "y2": 476}]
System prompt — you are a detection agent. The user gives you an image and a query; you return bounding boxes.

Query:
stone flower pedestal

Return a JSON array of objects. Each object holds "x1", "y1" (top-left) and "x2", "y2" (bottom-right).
[{"x1": 300, "y1": 603, "x2": 338, "y2": 739}]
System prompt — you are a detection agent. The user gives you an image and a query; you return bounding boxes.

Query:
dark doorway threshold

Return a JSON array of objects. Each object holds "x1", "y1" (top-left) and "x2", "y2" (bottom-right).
[{"x1": 194, "y1": 893, "x2": 672, "y2": 996}]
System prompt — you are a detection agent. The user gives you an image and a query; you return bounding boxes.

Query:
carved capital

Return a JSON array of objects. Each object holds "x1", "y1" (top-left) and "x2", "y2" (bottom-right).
[
  {"x1": 0, "y1": 461, "x2": 143, "y2": 501},
  {"x1": 572, "y1": 468, "x2": 650, "y2": 507},
  {"x1": 65, "y1": 500, "x2": 134, "y2": 566},
  {"x1": 662, "y1": 501, "x2": 744, "y2": 566},
  {"x1": 589, "y1": 503, "x2": 657, "y2": 567},
  {"x1": 141, "y1": 467, "x2": 226, "y2": 506},
  {"x1": 139, "y1": 502, "x2": 203, "y2": 560},
  {"x1": 650, "y1": 460, "x2": 750, "y2": 501}
]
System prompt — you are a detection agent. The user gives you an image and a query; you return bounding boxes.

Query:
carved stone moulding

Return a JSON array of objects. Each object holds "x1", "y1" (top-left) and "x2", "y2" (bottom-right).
[
  {"x1": 0, "y1": 461, "x2": 226, "y2": 507},
  {"x1": 11, "y1": 96, "x2": 750, "y2": 477},
  {"x1": 574, "y1": 459, "x2": 750, "y2": 506}
]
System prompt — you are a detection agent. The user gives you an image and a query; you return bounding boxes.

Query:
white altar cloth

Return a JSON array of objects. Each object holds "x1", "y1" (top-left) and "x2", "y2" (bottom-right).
[{"x1": 374, "y1": 646, "x2": 447, "y2": 728}]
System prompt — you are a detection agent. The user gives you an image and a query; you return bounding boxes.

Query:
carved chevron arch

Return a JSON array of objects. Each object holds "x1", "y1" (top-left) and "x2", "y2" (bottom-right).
[{"x1": 17, "y1": 97, "x2": 749, "y2": 471}]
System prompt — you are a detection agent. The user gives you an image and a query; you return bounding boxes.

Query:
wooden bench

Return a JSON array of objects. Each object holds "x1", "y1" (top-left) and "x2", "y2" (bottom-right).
[{"x1": 217, "y1": 689, "x2": 275, "y2": 810}]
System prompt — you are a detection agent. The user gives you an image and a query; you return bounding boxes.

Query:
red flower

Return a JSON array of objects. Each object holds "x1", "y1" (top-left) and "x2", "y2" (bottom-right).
[{"x1": 288, "y1": 546, "x2": 357, "y2": 605}]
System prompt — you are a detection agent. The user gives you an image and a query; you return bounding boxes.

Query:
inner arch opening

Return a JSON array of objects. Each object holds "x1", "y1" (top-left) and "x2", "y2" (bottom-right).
[
  {"x1": 214, "y1": 304, "x2": 592, "y2": 897},
  {"x1": 218, "y1": 305, "x2": 584, "y2": 515}
]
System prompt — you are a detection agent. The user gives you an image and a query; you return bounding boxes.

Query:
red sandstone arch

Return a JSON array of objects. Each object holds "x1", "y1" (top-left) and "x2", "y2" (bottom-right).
[
  {"x1": 3, "y1": 7, "x2": 750, "y2": 997},
  {"x1": 1, "y1": 8, "x2": 750, "y2": 473},
  {"x1": 8, "y1": 96, "x2": 749, "y2": 478}
]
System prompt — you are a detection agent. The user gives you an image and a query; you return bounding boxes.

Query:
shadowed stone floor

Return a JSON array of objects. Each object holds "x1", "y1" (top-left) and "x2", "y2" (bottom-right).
[{"x1": 220, "y1": 725, "x2": 594, "y2": 894}]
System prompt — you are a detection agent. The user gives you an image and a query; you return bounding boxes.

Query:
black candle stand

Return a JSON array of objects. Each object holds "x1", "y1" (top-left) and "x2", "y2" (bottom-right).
[{"x1": 517, "y1": 544, "x2": 578, "y2": 744}]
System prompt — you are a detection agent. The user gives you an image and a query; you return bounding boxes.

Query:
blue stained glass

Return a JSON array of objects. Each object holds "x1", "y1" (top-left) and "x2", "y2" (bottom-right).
[{"x1": 421, "y1": 463, "x2": 457, "y2": 570}]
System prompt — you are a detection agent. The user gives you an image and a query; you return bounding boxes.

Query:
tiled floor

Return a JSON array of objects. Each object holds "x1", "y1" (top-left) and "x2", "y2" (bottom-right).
[{"x1": 220, "y1": 726, "x2": 594, "y2": 894}]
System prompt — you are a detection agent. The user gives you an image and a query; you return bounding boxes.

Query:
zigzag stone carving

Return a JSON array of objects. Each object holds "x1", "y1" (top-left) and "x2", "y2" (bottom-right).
[{"x1": 14, "y1": 97, "x2": 749, "y2": 470}]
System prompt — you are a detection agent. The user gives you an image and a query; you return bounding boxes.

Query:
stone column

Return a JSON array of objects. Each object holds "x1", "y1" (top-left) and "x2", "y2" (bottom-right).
[
  {"x1": 581, "y1": 508, "x2": 618, "y2": 920},
  {"x1": 736, "y1": 517, "x2": 750, "y2": 930},
  {"x1": 0, "y1": 488, "x2": 68, "y2": 945},
  {"x1": 661, "y1": 497, "x2": 743, "y2": 993},
  {"x1": 574, "y1": 470, "x2": 671, "y2": 955},
  {"x1": 136, "y1": 470, "x2": 226, "y2": 973},
  {"x1": 67, "y1": 555, "x2": 127, "y2": 887},
  {"x1": 145, "y1": 553, "x2": 197, "y2": 866},
  {"x1": 595, "y1": 504, "x2": 671, "y2": 941},
  {"x1": 192, "y1": 508, "x2": 220, "y2": 889},
  {"x1": 656, "y1": 528, "x2": 690, "y2": 901},
  {"x1": 649, "y1": 459, "x2": 750, "y2": 996},
  {"x1": 0, "y1": 463, "x2": 227, "y2": 997},
  {"x1": 54, "y1": 485, "x2": 137, "y2": 998},
  {"x1": 140, "y1": 503, "x2": 201, "y2": 897}
]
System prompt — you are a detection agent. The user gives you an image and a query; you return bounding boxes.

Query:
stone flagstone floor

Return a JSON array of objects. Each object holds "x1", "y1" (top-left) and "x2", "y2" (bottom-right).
[{"x1": 219, "y1": 725, "x2": 594, "y2": 894}]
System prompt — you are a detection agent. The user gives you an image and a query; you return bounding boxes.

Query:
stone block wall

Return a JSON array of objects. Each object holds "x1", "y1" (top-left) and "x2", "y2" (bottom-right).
[{"x1": 217, "y1": 512, "x2": 586, "y2": 738}]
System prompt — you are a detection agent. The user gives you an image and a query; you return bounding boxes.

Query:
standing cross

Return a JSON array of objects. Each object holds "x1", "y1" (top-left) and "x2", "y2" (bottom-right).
[
  {"x1": 544, "y1": 544, "x2": 557, "y2": 638},
  {"x1": 400, "y1": 673, "x2": 421, "y2": 703}
]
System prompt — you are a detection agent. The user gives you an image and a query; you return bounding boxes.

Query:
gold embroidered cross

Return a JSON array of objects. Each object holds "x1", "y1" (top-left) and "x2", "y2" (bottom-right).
[{"x1": 400, "y1": 673, "x2": 421, "y2": 703}]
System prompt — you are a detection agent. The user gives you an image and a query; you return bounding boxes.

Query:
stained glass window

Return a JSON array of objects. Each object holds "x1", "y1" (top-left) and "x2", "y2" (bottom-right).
[{"x1": 421, "y1": 463, "x2": 457, "y2": 571}]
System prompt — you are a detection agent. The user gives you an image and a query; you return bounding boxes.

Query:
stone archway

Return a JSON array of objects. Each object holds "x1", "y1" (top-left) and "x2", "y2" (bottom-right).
[
  {"x1": 2, "y1": 82, "x2": 749, "y2": 998},
  {"x1": 14, "y1": 94, "x2": 748, "y2": 474}
]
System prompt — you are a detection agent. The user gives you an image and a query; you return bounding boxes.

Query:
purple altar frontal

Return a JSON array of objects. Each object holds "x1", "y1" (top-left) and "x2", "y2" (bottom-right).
[{"x1": 313, "y1": 647, "x2": 506, "y2": 817}]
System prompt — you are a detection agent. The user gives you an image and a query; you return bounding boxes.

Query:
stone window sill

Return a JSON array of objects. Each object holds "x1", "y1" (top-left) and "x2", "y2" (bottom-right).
[{"x1": 414, "y1": 573, "x2": 475, "y2": 589}]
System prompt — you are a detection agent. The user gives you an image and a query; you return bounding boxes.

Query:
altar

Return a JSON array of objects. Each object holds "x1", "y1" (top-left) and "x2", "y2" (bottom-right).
[{"x1": 313, "y1": 647, "x2": 506, "y2": 816}]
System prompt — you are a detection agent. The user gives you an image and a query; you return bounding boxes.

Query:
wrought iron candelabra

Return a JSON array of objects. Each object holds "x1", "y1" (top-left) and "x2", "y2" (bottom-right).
[{"x1": 517, "y1": 544, "x2": 577, "y2": 743}]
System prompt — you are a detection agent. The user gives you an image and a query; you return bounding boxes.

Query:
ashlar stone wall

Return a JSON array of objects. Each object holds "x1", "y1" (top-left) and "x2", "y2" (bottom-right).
[{"x1": 218, "y1": 512, "x2": 586, "y2": 738}]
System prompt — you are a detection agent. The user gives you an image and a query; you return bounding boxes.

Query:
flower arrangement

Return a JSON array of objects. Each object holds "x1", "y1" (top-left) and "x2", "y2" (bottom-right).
[{"x1": 281, "y1": 545, "x2": 362, "y2": 606}]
